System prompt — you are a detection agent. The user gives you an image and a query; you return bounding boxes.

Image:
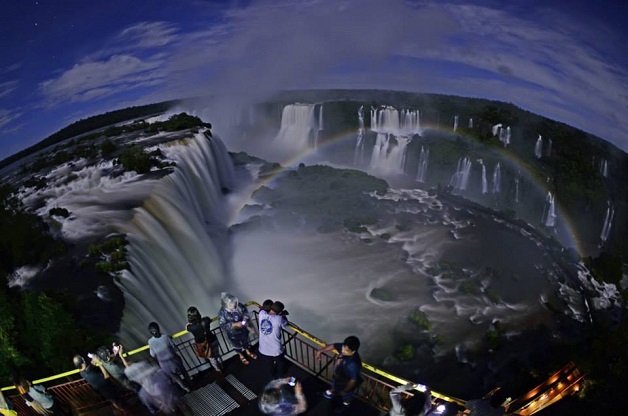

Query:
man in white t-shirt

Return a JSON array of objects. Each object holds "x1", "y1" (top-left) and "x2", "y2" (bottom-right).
[{"x1": 258, "y1": 300, "x2": 289, "y2": 379}]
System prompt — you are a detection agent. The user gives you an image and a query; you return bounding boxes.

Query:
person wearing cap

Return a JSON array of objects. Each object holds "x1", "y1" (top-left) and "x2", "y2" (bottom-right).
[{"x1": 258, "y1": 301, "x2": 289, "y2": 379}]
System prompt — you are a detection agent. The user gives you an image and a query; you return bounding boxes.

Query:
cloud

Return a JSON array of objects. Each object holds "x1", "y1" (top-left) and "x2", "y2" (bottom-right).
[
  {"x1": 117, "y1": 21, "x2": 179, "y2": 49},
  {"x1": 0, "y1": 80, "x2": 19, "y2": 99},
  {"x1": 0, "y1": 108, "x2": 23, "y2": 129},
  {"x1": 39, "y1": 54, "x2": 166, "y2": 104}
]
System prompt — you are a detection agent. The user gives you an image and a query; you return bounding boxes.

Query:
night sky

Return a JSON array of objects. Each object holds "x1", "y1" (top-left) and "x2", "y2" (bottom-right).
[{"x1": 1, "y1": 0, "x2": 627, "y2": 160}]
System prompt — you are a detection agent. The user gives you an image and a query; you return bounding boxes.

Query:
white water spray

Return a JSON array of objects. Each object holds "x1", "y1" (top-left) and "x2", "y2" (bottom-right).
[
  {"x1": 543, "y1": 192, "x2": 556, "y2": 227},
  {"x1": 450, "y1": 157, "x2": 472, "y2": 191},
  {"x1": 492, "y1": 162, "x2": 501, "y2": 194},
  {"x1": 416, "y1": 146, "x2": 429, "y2": 183},
  {"x1": 600, "y1": 201, "x2": 614, "y2": 242},
  {"x1": 535, "y1": 135, "x2": 543, "y2": 159}
]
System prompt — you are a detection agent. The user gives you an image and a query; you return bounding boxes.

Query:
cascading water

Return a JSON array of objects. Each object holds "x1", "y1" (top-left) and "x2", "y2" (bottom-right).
[
  {"x1": 600, "y1": 159, "x2": 608, "y2": 178},
  {"x1": 468, "y1": 118, "x2": 473, "y2": 129},
  {"x1": 600, "y1": 201, "x2": 614, "y2": 242},
  {"x1": 370, "y1": 134, "x2": 411, "y2": 175},
  {"x1": 535, "y1": 135, "x2": 543, "y2": 159},
  {"x1": 273, "y1": 103, "x2": 319, "y2": 153},
  {"x1": 492, "y1": 123, "x2": 502, "y2": 136},
  {"x1": 514, "y1": 176, "x2": 520, "y2": 203},
  {"x1": 478, "y1": 159, "x2": 488, "y2": 194},
  {"x1": 416, "y1": 146, "x2": 429, "y2": 183},
  {"x1": 450, "y1": 157, "x2": 472, "y2": 191},
  {"x1": 453, "y1": 115, "x2": 459, "y2": 132},
  {"x1": 116, "y1": 132, "x2": 235, "y2": 346},
  {"x1": 492, "y1": 162, "x2": 501, "y2": 194},
  {"x1": 369, "y1": 105, "x2": 420, "y2": 175},
  {"x1": 499, "y1": 126, "x2": 511, "y2": 146},
  {"x1": 354, "y1": 106, "x2": 366, "y2": 166},
  {"x1": 547, "y1": 139, "x2": 553, "y2": 158},
  {"x1": 543, "y1": 191, "x2": 557, "y2": 227}
]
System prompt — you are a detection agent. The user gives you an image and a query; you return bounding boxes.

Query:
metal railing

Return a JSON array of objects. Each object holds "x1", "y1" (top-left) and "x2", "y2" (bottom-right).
[{"x1": 2, "y1": 301, "x2": 581, "y2": 416}]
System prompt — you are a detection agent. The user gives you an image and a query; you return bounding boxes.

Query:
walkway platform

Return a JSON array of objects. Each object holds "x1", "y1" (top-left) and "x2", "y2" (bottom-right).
[{"x1": 79, "y1": 351, "x2": 382, "y2": 416}]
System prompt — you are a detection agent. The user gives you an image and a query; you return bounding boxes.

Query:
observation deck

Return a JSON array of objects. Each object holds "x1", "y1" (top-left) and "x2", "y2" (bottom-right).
[{"x1": 1, "y1": 302, "x2": 583, "y2": 415}]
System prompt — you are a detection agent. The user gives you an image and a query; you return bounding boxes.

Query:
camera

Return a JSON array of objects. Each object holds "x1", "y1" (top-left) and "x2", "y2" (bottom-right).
[
  {"x1": 288, "y1": 377, "x2": 296, "y2": 386},
  {"x1": 87, "y1": 353, "x2": 94, "y2": 359}
]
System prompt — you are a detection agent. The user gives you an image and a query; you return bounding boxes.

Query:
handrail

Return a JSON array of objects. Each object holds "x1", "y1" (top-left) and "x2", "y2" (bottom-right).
[{"x1": 0, "y1": 306, "x2": 226, "y2": 392}]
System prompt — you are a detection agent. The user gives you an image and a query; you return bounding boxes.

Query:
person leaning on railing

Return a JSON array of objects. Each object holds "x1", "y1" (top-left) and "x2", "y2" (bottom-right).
[
  {"x1": 315, "y1": 335, "x2": 362, "y2": 407},
  {"x1": 389, "y1": 382, "x2": 432, "y2": 416},
  {"x1": 0, "y1": 391, "x2": 18, "y2": 416}
]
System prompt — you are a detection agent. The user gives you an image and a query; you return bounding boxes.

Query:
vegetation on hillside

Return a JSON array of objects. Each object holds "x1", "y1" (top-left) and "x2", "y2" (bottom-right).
[{"x1": 0, "y1": 184, "x2": 111, "y2": 385}]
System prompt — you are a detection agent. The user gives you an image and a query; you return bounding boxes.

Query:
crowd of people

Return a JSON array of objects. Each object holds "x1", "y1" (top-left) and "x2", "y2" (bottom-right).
[{"x1": 6, "y1": 291, "x2": 506, "y2": 416}]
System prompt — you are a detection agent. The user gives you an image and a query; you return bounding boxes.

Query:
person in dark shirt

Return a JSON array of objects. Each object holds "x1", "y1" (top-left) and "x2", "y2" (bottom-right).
[
  {"x1": 148, "y1": 321, "x2": 191, "y2": 391},
  {"x1": 72, "y1": 354, "x2": 127, "y2": 413},
  {"x1": 186, "y1": 306, "x2": 222, "y2": 371},
  {"x1": 315, "y1": 335, "x2": 362, "y2": 407},
  {"x1": 465, "y1": 388, "x2": 507, "y2": 416}
]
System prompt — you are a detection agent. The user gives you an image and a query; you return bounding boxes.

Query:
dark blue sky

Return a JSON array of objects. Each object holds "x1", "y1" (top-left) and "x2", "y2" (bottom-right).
[{"x1": 1, "y1": 0, "x2": 627, "y2": 160}]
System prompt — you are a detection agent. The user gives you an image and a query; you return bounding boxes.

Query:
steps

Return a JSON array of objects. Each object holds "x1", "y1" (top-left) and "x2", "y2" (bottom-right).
[{"x1": 185, "y1": 374, "x2": 257, "y2": 415}]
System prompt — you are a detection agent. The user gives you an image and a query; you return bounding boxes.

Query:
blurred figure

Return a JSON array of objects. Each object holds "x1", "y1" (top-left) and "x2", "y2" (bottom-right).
[
  {"x1": 72, "y1": 354, "x2": 128, "y2": 413},
  {"x1": 148, "y1": 321, "x2": 192, "y2": 391},
  {"x1": 259, "y1": 377, "x2": 307, "y2": 416},
  {"x1": 258, "y1": 301, "x2": 289, "y2": 379},
  {"x1": 315, "y1": 336, "x2": 362, "y2": 407},
  {"x1": 465, "y1": 388, "x2": 507, "y2": 416},
  {"x1": 94, "y1": 345, "x2": 139, "y2": 392},
  {"x1": 389, "y1": 383, "x2": 432, "y2": 416},
  {"x1": 186, "y1": 306, "x2": 222, "y2": 372},
  {"x1": 124, "y1": 361, "x2": 188, "y2": 415},
  {"x1": 219, "y1": 292, "x2": 257, "y2": 365},
  {"x1": 15, "y1": 377, "x2": 58, "y2": 415},
  {"x1": 0, "y1": 391, "x2": 17, "y2": 416}
]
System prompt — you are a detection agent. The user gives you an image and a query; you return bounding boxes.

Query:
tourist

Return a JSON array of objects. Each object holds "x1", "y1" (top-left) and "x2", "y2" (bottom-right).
[
  {"x1": 124, "y1": 361, "x2": 189, "y2": 415},
  {"x1": 389, "y1": 382, "x2": 432, "y2": 416},
  {"x1": 259, "y1": 377, "x2": 307, "y2": 416},
  {"x1": 93, "y1": 345, "x2": 139, "y2": 392},
  {"x1": 218, "y1": 292, "x2": 257, "y2": 365},
  {"x1": 15, "y1": 377, "x2": 58, "y2": 415},
  {"x1": 315, "y1": 335, "x2": 362, "y2": 407},
  {"x1": 148, "y1": 321, "x2": 192, "y2": 391},
  {"x1": 72, "y1": 354, "x2": 128, "y2": 413},
  {"x1": 186, "y1": 306, "x2": 222, "y2": 372},
  {"x1": 261, "y1": 299, "x2": 274, "y2": 313},
  {"x1": 465, "y1": 389, "x2": 507, "y2": 416},
  {"x1": 258, "y1": 300, "x2": 289, "y2": 378}
]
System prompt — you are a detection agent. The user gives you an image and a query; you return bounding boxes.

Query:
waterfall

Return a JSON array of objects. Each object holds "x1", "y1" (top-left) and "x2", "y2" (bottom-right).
[
  {"x1": 368, "y1": 105, "x2": 419, "y2": 174},
  {"x1": 116, "y1": 132, "x2": 235, "y2": 346},
  {"x1": 499, "y1": 127, "x2": 510, "y2": 146},
  {"x1": 370, "y1": 134, "x2": 410, "y2": 175},
  {"x1": 273, "y1": 103, "x2": 318, "y2": 153},
  {"x1": 547, "y1": 139, "x2": 552, "y2": 157},
  {"x1": 453, "y1": 115, "x2": 459, "y2": 132},
  {"x1": 318, "y1": 104, "x2": 324, "y2": 132},
  {"x1": 514, "y1": 177, "x2": 520, "y2": 203},
  {"x1": 600, "y1": 159, "x2": 608, "y2": 177},
  {"x1": 491, "y1": 162, "x2": 501, "y2": 194},
  {"x1": 535, "y1": 135, "x2": 543, "y2": 158},
  {"x1": 371, "y1": 105, "x2": 421, "y2": 136},
  {"x1": 491, "y1": 124, "x2": 502, "y2": 136},
  {"x1": 450, "y1": 157, "x2": 472, "y2": 191},
  {"x1": 543, "y1": 192, "x2": 556, "y2": 227},
  {"x1": 600, "y1": 202, "x2": 615, "y2": 242},
  {"x1": 354, "y1": 106, "x2": 366, "y2": 166},
  {"x1": 416, "y1": 146, "x2": 429, "y2": 183},
  {"x1": 478, "y1": 159, "x2": 488, "y2": 194},
  {"x1": 468, "y1": 118, "x2": 473, "y2": 129}
]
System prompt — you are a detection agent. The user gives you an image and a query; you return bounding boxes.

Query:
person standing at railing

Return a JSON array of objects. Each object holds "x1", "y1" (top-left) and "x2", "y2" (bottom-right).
[
  {"x1": 15, "y1": 377, "x2": 59, "y2": 415},
  {"x1": 0, "y1": 391, "x2": 17, "y2": 416},
  {"x1": 148, "y1": 321, "x2": 192, "y2": 392},
  {"x1": 218, "y1": 292, "x2": 258, "y2": 365},
  {"x1": 72, "y1": 354, "x2": 129, "y2": 414},
  {"x1": 315, "y1": 336, "x2": 362, "y2": 408},
  {"x1": 93, "y1": 346, "x2": 140, "y2": 393},
  {"x1": 258, "y1": 300, "x2": 289, "y2": 379},
  {"x1": 186, "y1": 306, "x2": 222, "y2": 372}
]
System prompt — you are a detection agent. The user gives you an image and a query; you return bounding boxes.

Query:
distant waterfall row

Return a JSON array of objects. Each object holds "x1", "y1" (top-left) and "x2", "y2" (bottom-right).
[{"x1": 117, "y1": 131, "x2": 236, "y2": 345}]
